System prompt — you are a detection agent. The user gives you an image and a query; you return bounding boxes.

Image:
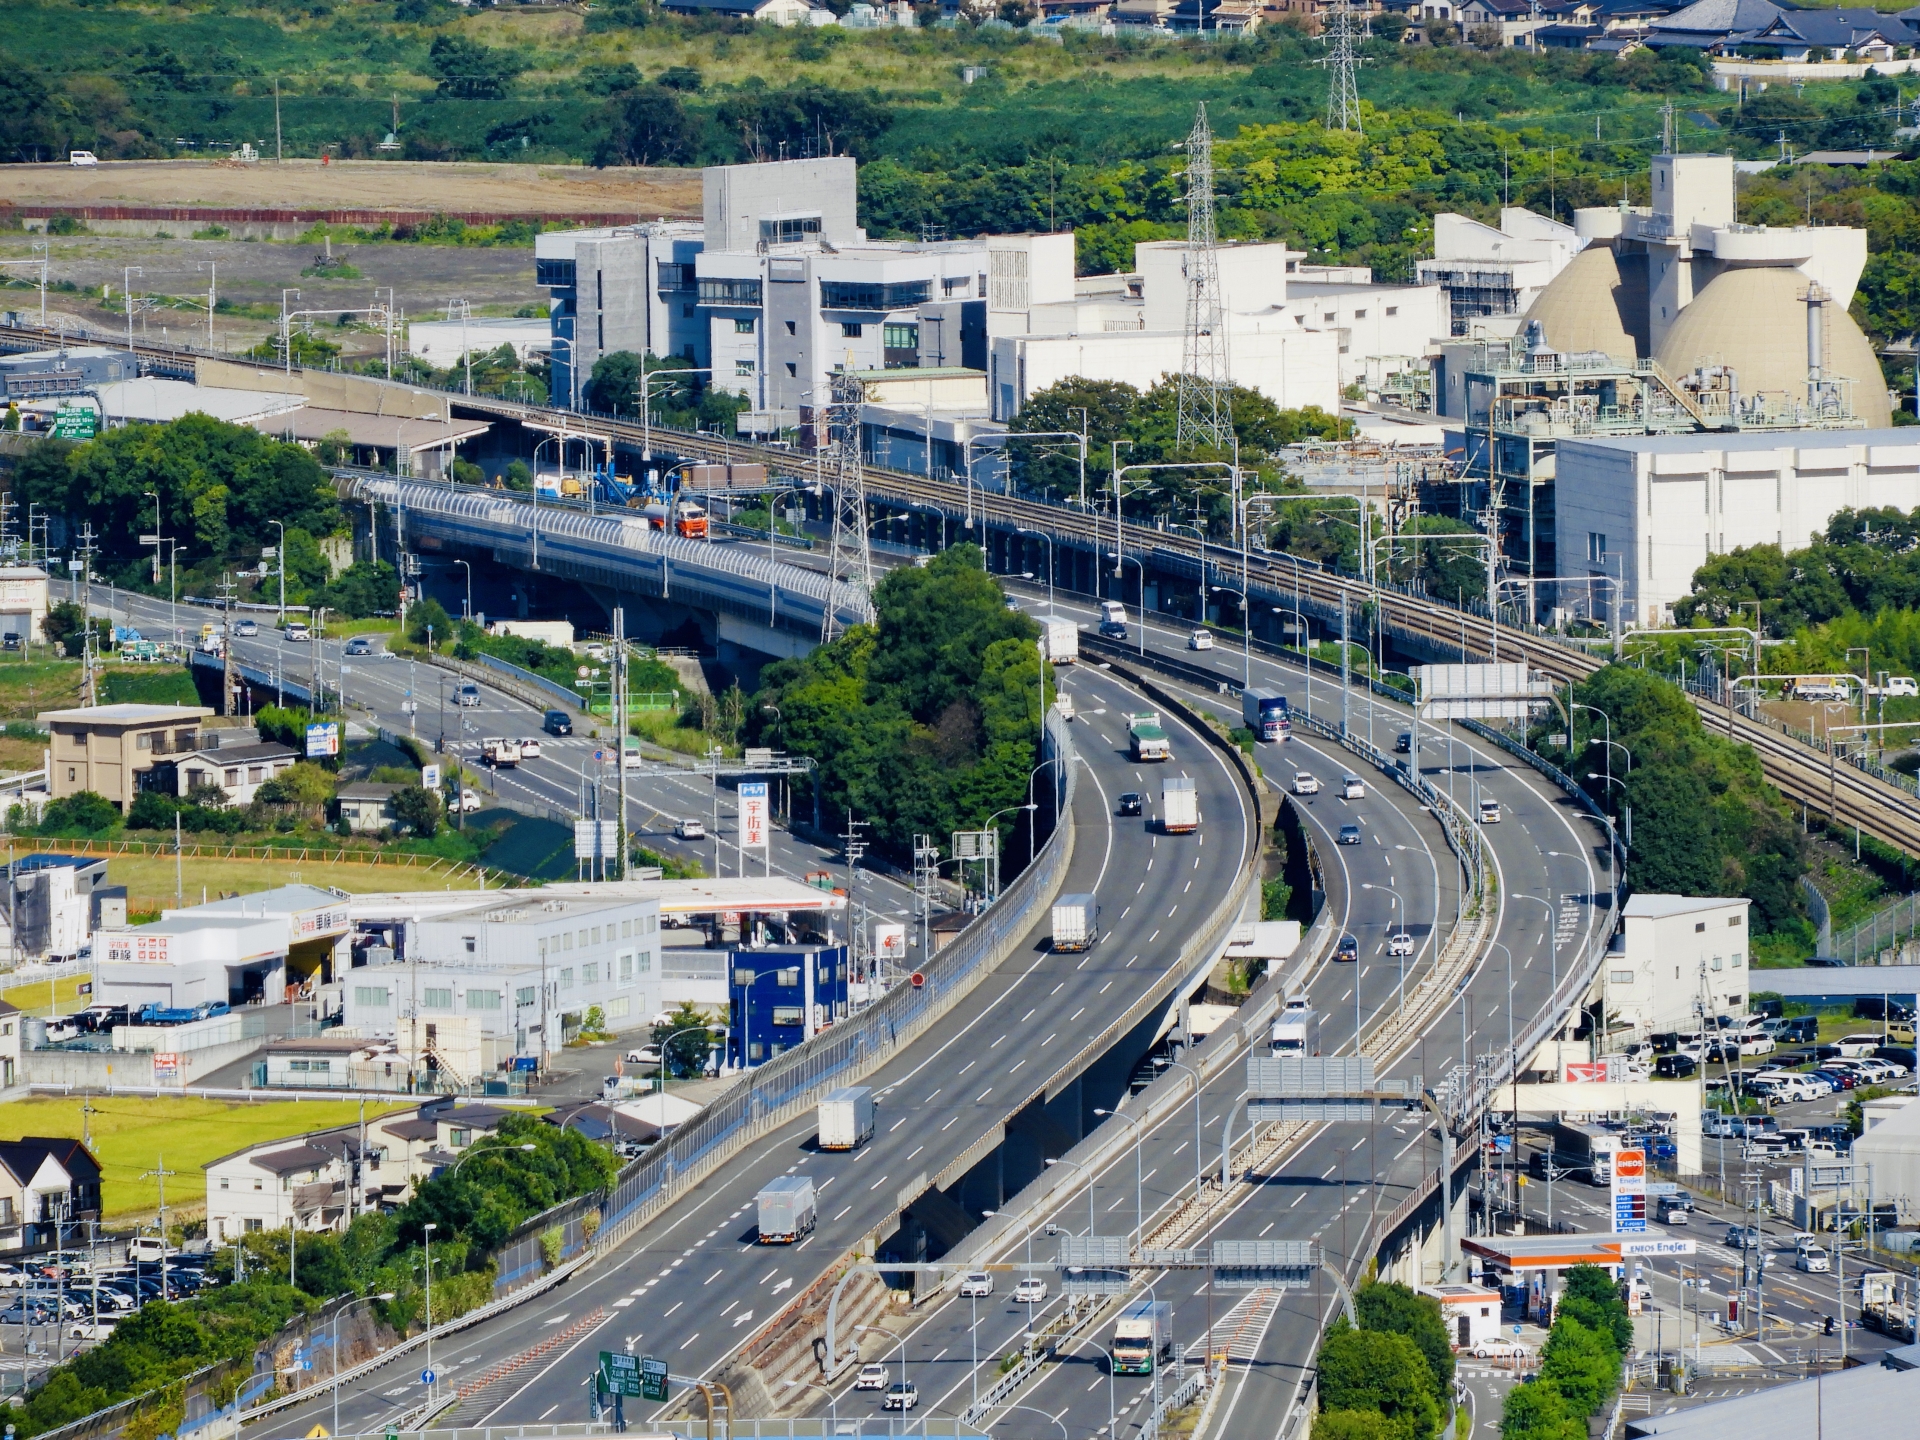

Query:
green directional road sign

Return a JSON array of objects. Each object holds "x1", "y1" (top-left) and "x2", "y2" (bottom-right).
[
  {"x1": 50, "y1": 407, "x2": 95, "y2": 441},
  {"x1": 640, "y1": 1356, "x2": 669, "y2": 1403},
  {"x1": 598, "y1": 1351, "x2": 645, "y2": 1398}
]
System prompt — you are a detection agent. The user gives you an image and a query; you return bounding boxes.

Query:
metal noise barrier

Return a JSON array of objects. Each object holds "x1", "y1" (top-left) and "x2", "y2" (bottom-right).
[
  {"x1": 594, "y1": 711, "x2": 1077, "y2": 1249},
  {"x1": 1246, "y1": 1056, "x2": 1374, "y2": 1096}
]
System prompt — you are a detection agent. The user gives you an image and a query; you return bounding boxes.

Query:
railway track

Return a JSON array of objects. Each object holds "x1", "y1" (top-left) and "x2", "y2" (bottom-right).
[{"x1": 14, "y1": 324, "x2": 1918, "y2": 859}]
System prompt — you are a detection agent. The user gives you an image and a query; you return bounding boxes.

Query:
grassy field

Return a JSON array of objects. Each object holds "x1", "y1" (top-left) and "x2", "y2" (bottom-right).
[
  {"x1": 111, "y1": 853, "x2": 490, "y2": 914},
  {"x1": 0, "y1": 1096, "x2": 410, "y2": 1221},
  {"x1": 0, "y1": 973, "x2": 90, "y2": 1016}
]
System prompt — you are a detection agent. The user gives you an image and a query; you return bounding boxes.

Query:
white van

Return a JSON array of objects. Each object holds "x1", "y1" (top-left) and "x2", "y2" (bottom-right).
[
  {"x1": 69, "y1": 151, "x2": 98, "y2": 167},
  {"x1": 1479, "y1": 798, "x2": 1502, "y2": 824},
  {"x1": 127, "y1": 1236, "x2": 168, "y2": 1263}
]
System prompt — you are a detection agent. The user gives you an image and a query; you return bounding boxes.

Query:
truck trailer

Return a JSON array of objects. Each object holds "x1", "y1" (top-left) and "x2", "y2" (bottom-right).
[
  {"x1": 1111, "y1": 1300, "x2": 1174, "y2": 1374},
  {"x1": 1270, "y1": 997, "x2": 1320, "y2": 1056},
  {"x1": 1160, "y1": 776, "x2": 1199, "y2": 834},
  {"x1": 1241, "y1": 692, "x2": 1291, "y2": 742},
  {"x1": 817, "y1": 1086, "x2": 876, "y2": 1151},
  {"x1": 1051, "y1": 893, "x2": 1100, "y2": 951},
  {"x1": 1550, "y1": 1120, "x2": 1621, "y2": 1185},
  {"x1": 1129, "y1": 713, "x2": 1172, "y2": 762},
  {"x1": 756, "y1": 1175, "x2": 816, "y2": 1243},
  {"x1": 1038, "y1": 616, "x2": 1079, "y2": 664}
]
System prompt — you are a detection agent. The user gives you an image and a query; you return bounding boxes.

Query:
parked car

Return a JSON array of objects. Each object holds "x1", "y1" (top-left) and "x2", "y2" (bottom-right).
[
  {"x1": 1117, "y1": 792, "x2": 1144, "y2": 816},
  {"x1": 855, "y1": 1364, "x2": 890, "y2": 1391},
  {"x1": 1473, "y1": 1340, "x2": 1529, "y2": 1360},
  {"x1": 67, "y1": 1320, "x2": 115, "y2": 1341},
  {"x1": 455, "y1": 788, "x2": 481, "y2": 814},
  {"x1": 543, "y1": 709, "x2": 573, "y2": 736},
  {"x1": 959, "y1": 1272, "x2": 992, "y2": 1298},
  {"x1": 883, "y1": 1382, "x2": 918, "y2": 1412},
  {"x1": 1654, "y1": 1055, "x2": 1698, "y2": 1079},
  {"x1": 1292, "y1": 772, "x2": 1321, "y2": 795}
]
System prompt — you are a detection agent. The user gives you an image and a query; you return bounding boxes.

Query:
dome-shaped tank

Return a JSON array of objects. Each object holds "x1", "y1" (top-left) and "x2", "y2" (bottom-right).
[
  {"x1": 1520, "y1": 244, "x2": 1649, "y2": 362},
  {"x1": 1654, "y1": 267, "x2": 1891, "y2": 428}
]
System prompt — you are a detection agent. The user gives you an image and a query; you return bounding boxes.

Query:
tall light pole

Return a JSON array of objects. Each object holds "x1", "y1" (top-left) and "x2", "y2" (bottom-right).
[
  {"x1": 269, "y1": 520, "x2": 286, "y2": 625},
  {"x1": 1043, "y1": 1156, "x2": 1097, "y2": 1239},
  {"x1": 1016, "y1": 527, "x2": 1056, "y2": 613},
  {"x1": 123, "y1": 266, "x2": 144, "y2": 352},
  {"x1": 1093, "y1": 1107, "x2": 1145, "y2": 1249},
  {"x1": 1361, "y1": 882, "x2": 1406, "y2": 1007},
  {"x1": 452, "y1": 559, "x2": 472, "y2": 622},
  {"x1": 422, "y1": 1221, "x2": 437, "y2": 1406},
  {"x1": 143, "y1": 492, "x2": 161, "y2": 585}
]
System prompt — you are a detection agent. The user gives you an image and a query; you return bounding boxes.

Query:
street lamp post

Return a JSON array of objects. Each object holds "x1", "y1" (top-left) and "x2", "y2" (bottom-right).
[
  {"x1": 1361, "y1": 882, "x2": 1406, "y2": 1007},
  {"x1": 422, "y1": 1221, "x2": 437, "y2": 1406},
  {"x1": 453, "y1": 559, "x2": 472, "y2": 622},
  {"x1": 1016, "y1": 528, "x2": 1056, "y2": 613},
  {"x1": 1093, "y1": 1107, "x2": 1145, "y2": 1248},
  {"x1": 269, "y1": 520, "x2": 286, "y2": 625},
  {"x1": 1106, "y1": 552, "x2": 1147, "y2": 656},
  {"x1": 1043, "y1": 1155, "x2": 1097, "y2": 1240}
]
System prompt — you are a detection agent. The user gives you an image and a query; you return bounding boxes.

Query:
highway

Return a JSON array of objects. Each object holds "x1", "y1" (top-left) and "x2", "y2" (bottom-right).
[
  {"x1": 184, "y1": 642, "x2": 1258, "y2": 1438},
  {"x1": 768, "y1": 588, "x2": 1614, "y2": 1440},
  {"x1": 93, "y1": 588, "x2": 926, "y2": 934}
]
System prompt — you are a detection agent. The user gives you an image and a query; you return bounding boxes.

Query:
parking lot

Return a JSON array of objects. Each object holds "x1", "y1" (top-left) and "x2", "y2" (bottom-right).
[{"x1": 0, "y1": 1242, "x2": 221, "y2": 1387}]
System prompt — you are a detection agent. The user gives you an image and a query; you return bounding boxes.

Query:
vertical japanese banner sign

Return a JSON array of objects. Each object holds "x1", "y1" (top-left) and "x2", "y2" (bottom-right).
[{"x1": 740, "y1": 781, "x2": 769, "y2": 873}]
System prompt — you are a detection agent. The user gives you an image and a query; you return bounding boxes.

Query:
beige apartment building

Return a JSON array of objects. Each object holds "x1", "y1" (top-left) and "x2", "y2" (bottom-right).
[{"x1": 38, "y1": 704, "x2": 215, "y2": 811}]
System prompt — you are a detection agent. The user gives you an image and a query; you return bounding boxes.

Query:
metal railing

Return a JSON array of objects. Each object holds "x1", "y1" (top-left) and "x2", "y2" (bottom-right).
[
  {"x1": 592, "y1": 712, "x2": 1077, "y2": 1250},
  {"x1": 1832, "y1": 890, "x2": 1920, "y2": 965}
]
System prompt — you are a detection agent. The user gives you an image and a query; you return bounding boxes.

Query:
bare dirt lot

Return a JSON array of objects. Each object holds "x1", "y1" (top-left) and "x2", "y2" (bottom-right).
[
  {"x1": 0, "y1": 232, "x2": 551, "y2": 354},
  {"x1": 0, "y1": 158, "x2": 701, "y2": 219}
]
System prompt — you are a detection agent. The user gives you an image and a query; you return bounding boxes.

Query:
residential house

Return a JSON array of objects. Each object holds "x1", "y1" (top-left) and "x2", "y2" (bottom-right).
[
  {"x1": 1738, "y1": 8, "x2": 1914, "y2": 60},
  {"x1": 38, "y1": 705, "x2": 215, "y2": 812},
  {"x1": 0, "y1": 1137, "x2": 103, "y2": 1251},
  {"x1": 0, "y1": 1001, "x2": 19, "y2": 1089},
  {"x1": 655, "y1": 0, "x2": 816, "y2": 19},
  {"x1": 203, "y1": 1099, "x2": 512, "y2": 1241},
  {"x1": 1645, "y1": 0, "x2": 1781, "y2": 49},
  {"x1": 336, "y1": 782, "x2": 403, "y2": 835},
  {"x1": 159, "y1": 740, "x2": 300, "y2": 806},
  {"x1": 1454, "y1": 0, "x2": 1553, "y2": 43}
]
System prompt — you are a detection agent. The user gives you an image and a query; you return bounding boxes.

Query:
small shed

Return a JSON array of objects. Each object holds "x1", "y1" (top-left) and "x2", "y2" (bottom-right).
[{"x1": 1422, "y1": 1283, "x2": 1504, "y2": 1350}]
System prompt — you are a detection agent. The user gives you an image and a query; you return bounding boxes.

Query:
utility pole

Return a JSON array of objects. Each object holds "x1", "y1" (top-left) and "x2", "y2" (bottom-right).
[
  {"x1": 821, "y1": 369, "x2": 874, "y2": 641},
  {"x1": 614, "y1": 607, "x2": 629, "y2": 880},
  {"x1": 217, "y1": 572, "x2": 238, "y2": 717},
  {"x1": 140, "y1": 1156, "x2": 176, "y2": 1298},
  {"x1": 274, "y1": 78, "x2": 283, "y2": 164}
]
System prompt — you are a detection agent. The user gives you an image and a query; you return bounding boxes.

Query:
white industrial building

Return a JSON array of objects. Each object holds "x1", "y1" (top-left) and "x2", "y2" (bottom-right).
[
  {"x1": 1417, "y1": 208, "x2": 1586, "y2": 338},
  {"x1": 407, "y1": 317, "x2": 553, "y2": 368},
  {"x1": 94, "y1": 913, "x2": 288, "y2": 1012},
  {"x1": 1555, "y1": 430, "x2": 1920, "y2": 628},
  {"x1": 1602, "y1": 893, "x2": 1752, "y2": 1040}
]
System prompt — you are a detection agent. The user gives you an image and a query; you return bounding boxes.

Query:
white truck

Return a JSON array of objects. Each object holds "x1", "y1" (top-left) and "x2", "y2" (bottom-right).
[
  {"x1": 1051, "y1": 893, "x2": 1100, "y2": 952},
  {"x1": 818, "y1": 1086, "x2": 876, "y2": 1151},
  {"x1": 1038, "y1": 615, "x2": 1079, "y2": 664},
  {"x1": 1160, "y1": 776, "x2": 1199, "y2": 834},
  {"x1": 1112, "y1": 1300, "x2": 1174, "y2": 1374},
  {"x1": 756, "y1": 1175, "x2": 816, "y2": 1243},
  {"x1": 1270, "y1": 997, "x2": 1320, "y2": 1056},
  {"x1": 482, "y1": 737, "x2": 522, "y2": 768}
]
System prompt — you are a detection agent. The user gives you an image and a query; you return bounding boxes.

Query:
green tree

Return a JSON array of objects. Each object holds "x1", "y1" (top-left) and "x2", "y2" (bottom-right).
[
  {"x1": 584, "y1": 352, "x2": 646, "y2": 417},
  {"x1": 426, "y1": 34, "x2": 526, "y2": 100},
  {"x1": 1557, "y1": 1264, "x2": 1633, "y2": 1353},
  {"x1": 653, "y1": 1000, "x2": 718, "y2": 1076},
  {"x1": 389, "y1": 784, "x2": 442, "y2": 838},
  {"x1": 407, "y1": 597, "x2": 454, "y2": 647},
  {"x1": 315, "y1": 560, "x2": 400, "y2": 619},
  {"x1": 41, "y1": 601, "x2": 96, "y2": 654},
  {"x1": 1498, "y1": 1381, "x2": 1585, "y2": 1440},
  {"x1": 1313, "y1": 1412, "x2": 1403, "y2": 1440},
  {"x1": 1356, "y1": 1281, "x2": 1455, "y2": 1395},
  {"x1": 126, "y1": 791, "x2": 179, "y2": 829},
  {"x1": 1536, "y1": 1316, "x2": 1618, "y2": 1416},
  {"x1": 37, "y1": 791, "x2": 118, "y2": 836},
  {"x1": 1315, "y1": 1322, "x2": 1441, "y2": 1440},
  {"x1": 594, "y1": 87, "x2": 697, "y2": 167}
]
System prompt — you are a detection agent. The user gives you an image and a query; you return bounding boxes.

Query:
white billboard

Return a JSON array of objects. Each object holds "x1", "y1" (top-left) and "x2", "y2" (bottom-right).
[
  {"x1": 1412, "y1": 664, "x2": 1556, "y2": 720},
  {"x1": 874, "y1": 923, "x2": 908, "y2": 963},
  {"x1": 739, "y1": 781, "x2": 769, "y2": 871}
]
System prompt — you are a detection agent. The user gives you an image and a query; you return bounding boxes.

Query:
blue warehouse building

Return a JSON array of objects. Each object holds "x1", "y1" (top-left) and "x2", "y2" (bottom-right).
[{"x1": 727, "y1": 945, "x2": 848, "y2": 1068}]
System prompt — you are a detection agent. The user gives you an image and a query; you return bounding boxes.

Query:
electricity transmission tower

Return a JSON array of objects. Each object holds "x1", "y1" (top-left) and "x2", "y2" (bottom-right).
[
  {"x1": 821, "y1": 368, "x2": 875, "y2": 641},
  {"x1": 1176, "y1": 103, "x2": 1233, "y2": 455},
  {"x1": 1320, "y1": 0, "x2": 1366, "y2": 134}
]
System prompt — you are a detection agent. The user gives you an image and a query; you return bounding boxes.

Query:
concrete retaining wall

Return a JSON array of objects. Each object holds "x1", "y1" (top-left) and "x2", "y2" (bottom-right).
[{"x1": 26, "y1": 1034, "x2": 263, "y2": 1089}]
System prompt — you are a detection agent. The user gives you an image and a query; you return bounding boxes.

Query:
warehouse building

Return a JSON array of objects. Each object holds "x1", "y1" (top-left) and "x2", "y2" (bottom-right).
[{"x1": 1602, "y1": 894, "x2": 1752, "y2": 1041}]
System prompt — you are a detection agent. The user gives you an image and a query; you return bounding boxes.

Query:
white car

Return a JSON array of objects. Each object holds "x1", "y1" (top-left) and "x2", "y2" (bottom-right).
[
  {"x1": 854, "y1": 1363, "x2": 890, "y2": 1391},
  {"x1": 1796, "y1": 1244, "x2": 1831, "y2": 1273},
  {"x1": 1292, "y1": 772, "x2": 1321, "y2": 795},
  {"x1": 1341, "y1": 776, "x2": 1365, "y2": 799},
  {"x1": 517, "y1": 737, "x2": 543, "y2": 760},
  {"x1": 455, "y1": 683, "x2": 481, "y2": 707},
  {"x1": 456, "y1": 788, "x2": 481, "y2": 814},
  {"x1": 1478, "y1": 799, "x2": 1502, "y2": 824},
  {"x1": 624, "y1": 1045, "x2": 661, "y2": 1066},
  {"x1": 1188, "y1": 630, "x2": 1214, "y2": 651},
  {"x1": 1833, "y1": 1034, "x2": 1884, "y2": 1058},
  {"x1": 959, "y1": 1272, "x2": 993, "y2": 1298},
  {"x1": 283, "y1": 621, "x2": 310, "y2": 642},
  {"x1": 675, "y1": 818, "x2": 706, "y2": 841},
  {"x1": 1387, "y1": 933, "x2": 1415, "y2": 957},
  {"x1": 1014, "y1": 1277, "x2": 1048, "y2": 1304},
  {"x1": 1473, "y1": 1340, "x2": 1529, "y2": 1360}
]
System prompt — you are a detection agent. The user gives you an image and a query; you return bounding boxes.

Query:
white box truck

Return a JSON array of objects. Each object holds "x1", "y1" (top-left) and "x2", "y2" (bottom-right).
[
  {"x1": 756, "y1": 1175, "x2": 816, "y2": 1243},
  {"x1": 1270, "y1": 997, "x2": 1319, "y2": 1056},
  {"x1": 817, "y1": 1086, "x2": 876, "y2": 1151},
  {"x1": 1039, "y1": 615, "x2": 1079, "y2": 664},
  {"x1": 1051, "y1": 893, "x2": 1099, "y2": 951},
  {"x1": 1161, "y1": 776, "x2": 1199, "y2": 834}
]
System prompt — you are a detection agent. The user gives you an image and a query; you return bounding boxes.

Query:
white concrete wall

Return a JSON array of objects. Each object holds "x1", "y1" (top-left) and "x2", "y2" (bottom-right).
[{"x1": 990, "y1": 325, "x2": 1340, "y2": 421}]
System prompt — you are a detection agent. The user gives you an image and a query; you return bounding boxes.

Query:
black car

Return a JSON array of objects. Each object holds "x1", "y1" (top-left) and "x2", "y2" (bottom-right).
[
  {"x1": 1395, "y1": 732, "x2": 1412, "y2": 753},
  {"x1": 1338, "y1": 823, "x2": 1362, "y2": 845},
  {"x1": 543, "y1": 709, "x2": 573, "y2": 736},
  {"x1": 1097, "y1": 620, "x2": 1128, "y2": 639},
  {"x1": 1117, "y1": 792, "x2": 1143, "y2": 816},
  {"x1": 1335, "y1": 934, "x2": 1360, "y2": 962},
  {"x1": 1778, "y1": 1016, "x2": 1819, "y2": 1044},
  {"x1": 1654, "y1": 1054, "x2": 1698, "y2": 1079}
]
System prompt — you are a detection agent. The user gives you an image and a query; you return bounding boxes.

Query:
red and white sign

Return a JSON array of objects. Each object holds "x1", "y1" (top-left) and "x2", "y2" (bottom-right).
[
  {"x1": 874, "y1": 924, "x2": 907, "y2": 962},
  {"x1": 1614, "y1": 1149, "x2": 1646, "y2": 1182},
  {"x1": 1563, "y1": 1062, "x2": 1608, "y2": 1084},
  {"x1": 151, "y1": 1053, "x2": 180, "y2": 1082},
  {"x1": 739, "y1": 782, "x2": 769, "y2": 853},
  {"x1": 105, "y1": 932, "x2": 171, "y2": 964}
]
